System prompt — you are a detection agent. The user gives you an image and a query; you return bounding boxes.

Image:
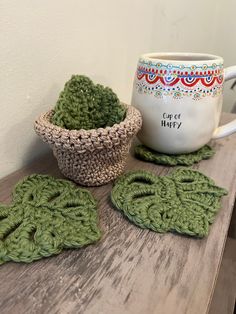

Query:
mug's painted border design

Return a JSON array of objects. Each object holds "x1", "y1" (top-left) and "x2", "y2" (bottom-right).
[
  {"x1": 136, "y1": 61, "x2": 224, "y2": 100},
  {"x1": 138, "y1": 58, "x2": 224, "y2": 71}
]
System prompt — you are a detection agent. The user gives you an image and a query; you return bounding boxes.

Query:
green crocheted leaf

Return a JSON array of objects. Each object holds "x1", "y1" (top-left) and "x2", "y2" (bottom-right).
[
  {"x1": 0, "y1": 175, "x2": 101, "y2": 264},
  {"x1": 135, "y1": 145, "x2": 215, "y2": 166},
  {"x1": 111, "y1": 169, "x2": 227, "y2": 237},
  {"x1": 51, "y1": 75, "x2": 126, "y2": 130}
]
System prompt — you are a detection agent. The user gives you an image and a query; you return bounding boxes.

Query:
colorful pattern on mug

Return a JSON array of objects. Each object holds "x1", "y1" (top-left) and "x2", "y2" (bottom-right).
[{"x1": 136, "y1": 59, "x2": 224, "y2": 100}]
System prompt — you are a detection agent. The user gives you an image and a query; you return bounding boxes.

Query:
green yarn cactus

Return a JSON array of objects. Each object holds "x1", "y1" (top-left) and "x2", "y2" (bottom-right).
[{"x1": 51, "y1": 75, "x2": 126, "y2": 130}]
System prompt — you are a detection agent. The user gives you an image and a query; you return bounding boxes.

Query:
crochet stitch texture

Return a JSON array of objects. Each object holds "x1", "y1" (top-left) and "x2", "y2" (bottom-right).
[
  {"x1": 35, "y1": 104, "x2": 142, "y2": 186},
  {"x1": 111, "y1": 168, "x2": 227, "y2": 237},
  {"x1": 0, "y1": 175, "x2": 101, "y2": 264},
  {"x1": 135, "y1": 145, "x2": 215, "y2": 166},
  {"x1": 52, "y1": 75, "x2": 126, "y2": 130}
]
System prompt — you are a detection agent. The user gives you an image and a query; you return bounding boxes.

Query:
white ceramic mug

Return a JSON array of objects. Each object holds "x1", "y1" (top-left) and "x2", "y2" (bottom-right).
[{"x1": 131, "y1": 52, "x2": 236, "y2": 154}]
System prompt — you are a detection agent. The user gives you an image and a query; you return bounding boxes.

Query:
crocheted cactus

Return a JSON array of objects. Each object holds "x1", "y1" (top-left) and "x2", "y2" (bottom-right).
[{"x1": 52, "y1": 75, "x2": 126, "y2": 130}]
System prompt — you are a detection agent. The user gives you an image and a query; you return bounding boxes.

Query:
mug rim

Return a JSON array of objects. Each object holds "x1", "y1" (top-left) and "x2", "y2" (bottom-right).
[{"x1": 140, "y1": 52, "x2": 224, "y2": 64}]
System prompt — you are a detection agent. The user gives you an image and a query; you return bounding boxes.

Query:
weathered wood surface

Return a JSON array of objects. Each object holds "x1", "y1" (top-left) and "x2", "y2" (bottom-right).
[
  {"x1": 209, "y1": 238, "x2": 236, "y2": 314},
  {"x1": 0, "y1": 113, "x2": 235, "y2": 314}
]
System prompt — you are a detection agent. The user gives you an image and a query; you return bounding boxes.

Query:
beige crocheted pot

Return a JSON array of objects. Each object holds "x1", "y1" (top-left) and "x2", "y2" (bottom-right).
[{"x1": 34, "y1": 104, "x2": 142, "y2": 186}]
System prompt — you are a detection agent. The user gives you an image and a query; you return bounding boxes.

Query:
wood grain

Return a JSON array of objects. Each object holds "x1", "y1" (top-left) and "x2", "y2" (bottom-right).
[
  {"x1": 209, "y1": 238, "x2": 236, "y2": 314},
  {"x1": 0, "y1": 113, "x2": 235, "y2": 314}
]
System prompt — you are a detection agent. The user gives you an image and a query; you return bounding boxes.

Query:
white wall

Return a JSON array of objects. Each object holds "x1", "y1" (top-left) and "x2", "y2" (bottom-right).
[{"x1": 0, "y1": 0, "x2": 236, "y2": 178}]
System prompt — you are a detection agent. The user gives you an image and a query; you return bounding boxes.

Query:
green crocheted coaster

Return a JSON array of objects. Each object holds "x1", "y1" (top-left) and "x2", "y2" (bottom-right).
[
  {"x1": 0, "y1": 175, "x2": 101, "y2": 264},
  {"x1": 135, "y1": 145, "x2": 215, "y2": 166},
  {"x1": 111, "y1": 169, "x2": 227, "y2": 237}
]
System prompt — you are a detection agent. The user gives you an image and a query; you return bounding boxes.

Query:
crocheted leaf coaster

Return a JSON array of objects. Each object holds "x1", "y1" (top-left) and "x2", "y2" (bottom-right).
[
  {"x1": 135, "y1": 145, "x2": 215, "y2": 166},
  {"x1": 0, "y1": 175, "x2": 101, "y2": 264},
  {"x1": 111, "y1": 169, "x2": 227, "y2": 237}
]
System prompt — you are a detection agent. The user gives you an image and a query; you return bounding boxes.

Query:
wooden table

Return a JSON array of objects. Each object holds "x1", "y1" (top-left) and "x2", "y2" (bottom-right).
[{"x1": 0, "y1": 113, "x2": 235, "y2": 314}]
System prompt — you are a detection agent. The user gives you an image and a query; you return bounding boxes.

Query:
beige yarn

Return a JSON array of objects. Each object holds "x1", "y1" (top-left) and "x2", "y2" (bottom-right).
[{"x1": 34, "y1": 104, "x2": 142, "y2": 186}]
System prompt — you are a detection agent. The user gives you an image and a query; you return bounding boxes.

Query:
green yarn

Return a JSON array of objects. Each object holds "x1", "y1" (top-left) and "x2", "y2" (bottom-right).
[
  {"x1": 51, "y1": 75, "x2": 126, "y2": 130},
  {"x1": 0, "y1": 175, "x2": 101, "y2": 264},
  {"x1": 111, "y1": 168, "x2": 227, "y2": 237},
  {"x1": 135, "y1": 145, "x2": 215, "y2": 166}
]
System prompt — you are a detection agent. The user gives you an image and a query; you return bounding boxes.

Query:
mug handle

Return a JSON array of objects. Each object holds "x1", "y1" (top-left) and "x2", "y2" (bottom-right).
[{"x1": 212, "y1": 66, "x2": 236, "y2": 139}]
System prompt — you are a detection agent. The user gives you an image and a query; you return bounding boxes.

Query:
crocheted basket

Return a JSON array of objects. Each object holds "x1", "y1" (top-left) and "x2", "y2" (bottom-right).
[{"x1": 34, "y1": 104, "x2": 142, "y2": 186}]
